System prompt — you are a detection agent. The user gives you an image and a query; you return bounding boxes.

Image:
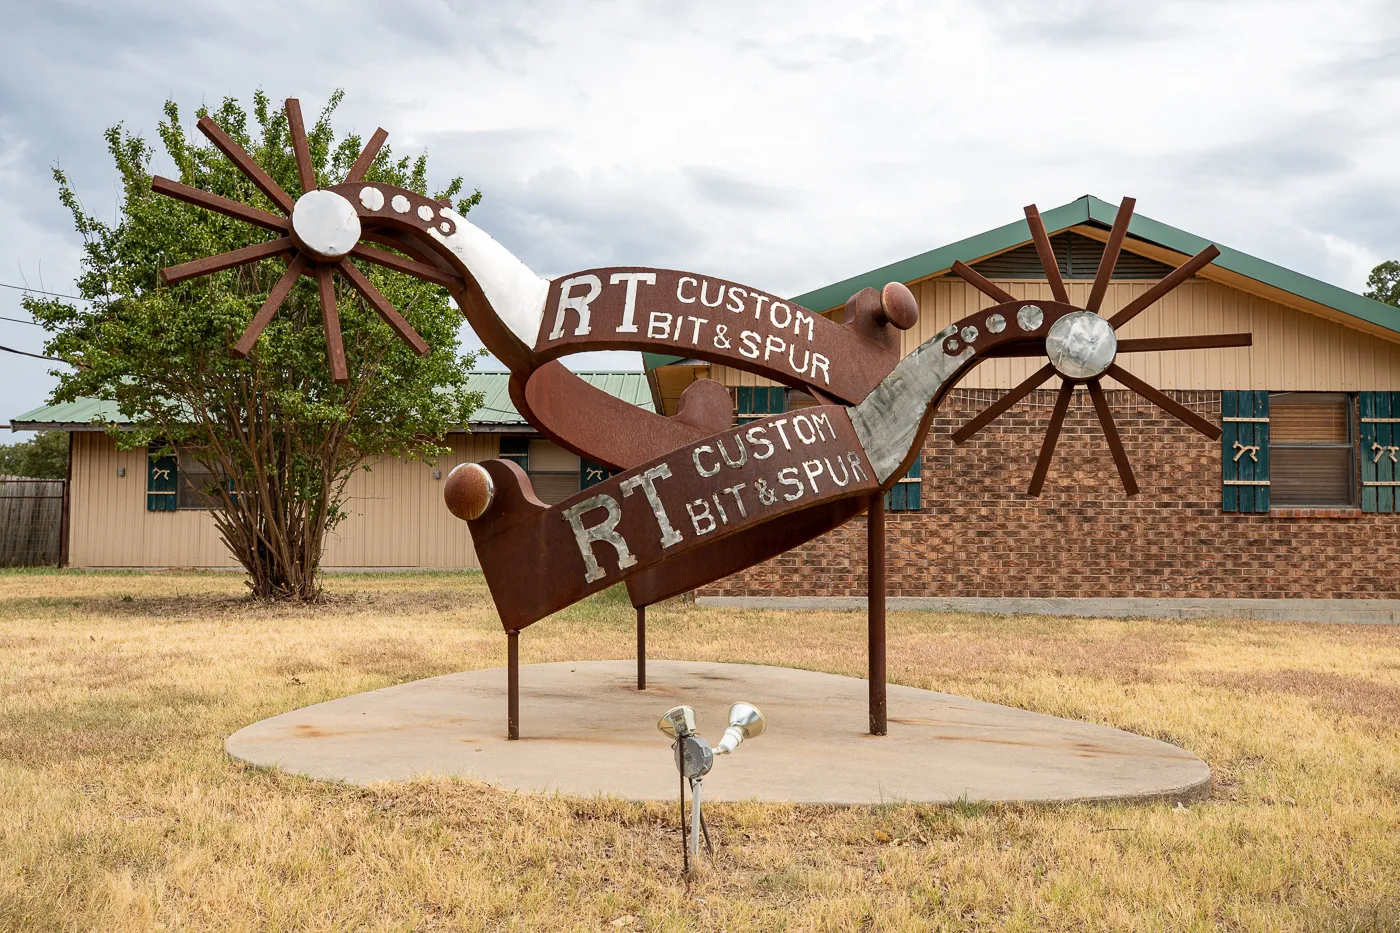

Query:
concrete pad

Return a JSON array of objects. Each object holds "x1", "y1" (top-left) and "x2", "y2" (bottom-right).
[{"x1": 227, "y1": 661, "x2": 1210, "y2": 805}]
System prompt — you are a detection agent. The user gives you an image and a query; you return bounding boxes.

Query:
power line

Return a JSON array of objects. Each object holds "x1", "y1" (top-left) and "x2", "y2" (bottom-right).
[
  {"x1": 0, "y1": 344, "x2": 61, "y2": 362},
  {"x1": 0, "y1": 314, "x2": 45, "y2": 328},
  {"x1": 0, "y1": 282, "x2": 95, "y2": 302}
]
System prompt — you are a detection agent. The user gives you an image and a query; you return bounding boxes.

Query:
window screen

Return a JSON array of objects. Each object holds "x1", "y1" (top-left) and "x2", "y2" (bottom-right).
[
  {"x1": 176, "y1": 450, "x2": 221, "y2": 510},
  {"x1": 1268, "y1": 393, "x2": 1354, "y2": 507},
  {"x1": 526, "y1": 439, "x2": 581, "y2": 505}
]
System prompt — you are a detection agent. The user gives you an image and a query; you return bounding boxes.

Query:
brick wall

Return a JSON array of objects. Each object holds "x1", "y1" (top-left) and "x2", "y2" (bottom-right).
[{"x1": 699, "y1": 389, "x2": 1398, "y2": 599}]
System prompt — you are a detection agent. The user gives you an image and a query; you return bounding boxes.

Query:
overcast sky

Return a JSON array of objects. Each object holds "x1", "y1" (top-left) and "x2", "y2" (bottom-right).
[{"x1": 4, "y1": 0, "x2": 1400, "y2": 444}]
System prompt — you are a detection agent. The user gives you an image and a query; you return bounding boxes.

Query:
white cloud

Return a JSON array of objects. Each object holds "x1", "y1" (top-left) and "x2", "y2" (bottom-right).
[{"x1": 4, "y1": 0, "x2": 1400, "y2": 439}]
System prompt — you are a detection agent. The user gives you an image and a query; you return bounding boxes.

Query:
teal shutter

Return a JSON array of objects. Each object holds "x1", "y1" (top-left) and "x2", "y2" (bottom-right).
[
  {"x1": 736, "y1": 386, "x2": 787, "y2": 424},
  {"x1": 1221, "y1": 391, "x2": 1269, "y2": 513},
  {"x1": 1360, "y1": 392, "x2": 1400, "y2": 513},
  {"x1": 146, "y1": 447, "x2": 178, "y2": 512},
  {"x1": 580, "y1": 458, "x2": 611, "y2": 489},
  {"x1": 885, "y1": 456, "x2": 922, "y2": 512}
]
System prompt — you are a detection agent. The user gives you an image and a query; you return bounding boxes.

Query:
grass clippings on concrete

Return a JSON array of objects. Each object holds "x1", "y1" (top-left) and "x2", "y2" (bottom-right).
[{"x1": 1, "y1": 569, "x2": 1398, "y2": 932}]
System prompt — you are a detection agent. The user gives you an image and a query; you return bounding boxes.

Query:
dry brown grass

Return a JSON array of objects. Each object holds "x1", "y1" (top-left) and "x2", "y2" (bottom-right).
[{"x1": 1, "y1": 569, "x2": 1398, "y2": 932}]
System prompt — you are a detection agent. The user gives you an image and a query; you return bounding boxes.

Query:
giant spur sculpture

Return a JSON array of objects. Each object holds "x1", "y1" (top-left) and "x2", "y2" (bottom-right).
[{"x1": 156, "y1": 100, "x2": 1251, "y2": 738}]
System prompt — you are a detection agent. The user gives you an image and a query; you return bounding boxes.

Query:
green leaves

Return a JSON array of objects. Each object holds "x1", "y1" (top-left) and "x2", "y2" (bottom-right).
[
  {"x1": 25, "y1": 89, "x2": 486, "y2": 597},
  {"x1": 1365, "y1": 260, "x2": 1400, "y2": 309}
]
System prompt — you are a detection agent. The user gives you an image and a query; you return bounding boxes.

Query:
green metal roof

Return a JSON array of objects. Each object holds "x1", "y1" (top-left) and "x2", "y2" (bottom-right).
[
  {"x1": 8, "y1": 396, "x2": 127, "y2": 431},
  {"x1": 790, "y1": 194, "x2": 1400, "y2": 334},
  {"x1": 9, "y1": 371, "x2": 654, "y2": 432},
  {"x1": 464, "y1": 370, "x2": 654, "y2": 426}
]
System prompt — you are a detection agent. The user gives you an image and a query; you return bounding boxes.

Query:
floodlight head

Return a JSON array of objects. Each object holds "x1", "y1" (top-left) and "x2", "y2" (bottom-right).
[
  {"x1": 657, "y1": 705, "x2": 697, "y2": 739},
  {"x1": 714, "y1": 701, "x2": 766, "y2": 754}
]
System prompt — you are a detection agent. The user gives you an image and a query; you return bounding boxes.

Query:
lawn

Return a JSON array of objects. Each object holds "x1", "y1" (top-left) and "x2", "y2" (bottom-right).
[{"x1": 1, "y1": 570, "x2": 1397, "y2": 932}]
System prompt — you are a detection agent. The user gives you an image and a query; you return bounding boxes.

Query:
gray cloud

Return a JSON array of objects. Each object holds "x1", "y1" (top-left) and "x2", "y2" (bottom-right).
[{"x1": 4, "y1": 0, "x2": 1400, "y2": 442}]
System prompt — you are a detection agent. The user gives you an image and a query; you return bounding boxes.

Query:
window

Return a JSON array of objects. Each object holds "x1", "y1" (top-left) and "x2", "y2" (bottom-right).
[
  {"x1": 1360, "y1": 392, "x2": 1400, "y2": 513},
  {"x1": 735, "y1": 386, "x2": 787, "y2": 424},
  {"x1": 525, "y1": 439, "x2": 581, "y2": 505},
  {"x1": 146, "y1": 445, "x2": 229, "y2": 511},
  {"x1": 884, "y1": 457, "x2": 922, "y2": 512},
  {"x1": 499, "y1": 436, "x2": 530, "y2": 472},
  {"x1": 580, "y1": 459, "x2": 611, "y2": 489},
  {"x1": 147, "y1": 447, "x2": 178, "y2": 512},
  {"x1": 1269, "y1": 393, "x2": 1354, "y2": 507}
]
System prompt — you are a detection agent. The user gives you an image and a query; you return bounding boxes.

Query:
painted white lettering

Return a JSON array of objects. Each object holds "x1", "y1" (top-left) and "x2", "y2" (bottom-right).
[
  {"x1": 755, "y1": 478, "x2": 777, "y2": 505},
  {"x1": 764, "y1": 334, "x2": 786, "y2": 363},
  {"x1": 648, "y1": 311, "x2": 672, "y2": 339},
  {"x1": 752, "y1": 294, "x2": 770, "y2": 321},
  {"x1": 771, "y1": 417, "x2": 793, "y2": 451},
  {"x1": 717, "y1": 434, "x2": 747, "y2": 468},
  {"x1": 562, "y1": 494, "x2": 637, "y2": 584},
  {"x1": 811, "y1": 353, "x2": 831, "y2": 385},
  {"x1": 778, "y1": 467, "x2": 803, "y2": 501},
  {"x1": 609, "y1": 271, "x2": 656, "y2": 334},
  {"x1": 619, "y1": 463, "x2": 682, "y2": 548},
  {"x1": 825, "y1": 456, "x2": 850, "y2": 487},
  {"x1": 726, "y1": 286, "x2": 748, "y2": 313},
  {"x1": 711, "y1": 493, "x2": 728, "y2": 524},
  {"x1": 745, "y1": 425, "x2": 775, "y2": 460},
  {"x1": 811, "y1": 411, "x2": 835, "y2": 442},
  {"x1": 795, "y1": 308, "x2": 815, "y2": 341},
  {"x1": 688, "y1": 316, "x2": 707, "y2": 344},
  {"x1": 769, "y1": 301, "x2": 792, "y2": 330},
  {"x1": 792, "y1": 414, "x2": 817, "y2": 445},
  {"x1": 722, "y1": 483, "x2": 748, "y2": 518},
  {"x1": 550, "y1": 274, "x2": 602, "y2": 340},
  {"x1": 846, "y1": 451, "x2": 868, "y2": 483},
  {"x1": 788, "y1": 346, "x2": 810, "y2": 375},
  {"x1": 739, "y1": 330, "x2": 761, "y2": 359},
  {"x1": 671, "y1": 314, "x2": 684, "y2": 341},
  {"x1": 692, "y1": 444, "x2": 721, "y2": 477},
  {"x1": 686, "y1": 499, "x2": 716, "y2": 535},
  {"x1": 700, "y1": 280, "x2": 725, "y2": 308},
  {"x1": 801, "y1": 459, "x2": 825, "y2": 494},
  {"x1": 677, "y1": 276, "x2": 698, "y2": 303}
]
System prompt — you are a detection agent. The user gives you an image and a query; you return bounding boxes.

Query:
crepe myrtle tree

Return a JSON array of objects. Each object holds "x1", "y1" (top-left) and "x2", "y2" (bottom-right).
[
  {"x1": 1366, "y1": 260, "x2": 1400, "y2": 308},
  {"x1": 26, "y1": 91, "x2": 484, "y2": 599}
]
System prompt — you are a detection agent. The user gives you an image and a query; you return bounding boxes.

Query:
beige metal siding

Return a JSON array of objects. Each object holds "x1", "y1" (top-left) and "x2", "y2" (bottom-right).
[
  {"x1": 712, "y1": 279, "x2": 1400, "y2": 392},
  {"x1": 908, "y1": 278, "x2": 1400, "y2": 392},
  {"x1": 67, "y1": 432, "x2": 499, "y2": 569}
]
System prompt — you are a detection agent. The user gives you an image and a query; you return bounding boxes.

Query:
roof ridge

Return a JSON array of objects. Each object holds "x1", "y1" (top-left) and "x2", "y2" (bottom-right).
[{"x1": 783, "y1": 195, "x2": 1400, "y2": 339}]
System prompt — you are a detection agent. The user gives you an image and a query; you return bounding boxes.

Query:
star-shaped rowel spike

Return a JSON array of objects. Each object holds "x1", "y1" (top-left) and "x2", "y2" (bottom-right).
[
  {"x1": 948, "y1": 196, "x2": 1250, "y2": 497},
  {"x1": 151, "y1": 98, "x2": 453, "y2": 385}
]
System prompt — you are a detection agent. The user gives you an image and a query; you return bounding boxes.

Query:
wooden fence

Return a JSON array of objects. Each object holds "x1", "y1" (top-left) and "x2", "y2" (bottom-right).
[{"x1": 0, "y1": 476, "x2": 65, "y2": 567}]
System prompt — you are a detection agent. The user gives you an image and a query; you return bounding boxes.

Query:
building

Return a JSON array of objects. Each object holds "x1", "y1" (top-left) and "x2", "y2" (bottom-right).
[
  {"x1": 648, "y1": 196, "x2": 1400, "y2": 601},
  {"x1": 9, "y1": 372, "x2": 648, "y2": 569},
  {"x1": 12, "y1": 195, "x2": 1400, "y2": 601}
]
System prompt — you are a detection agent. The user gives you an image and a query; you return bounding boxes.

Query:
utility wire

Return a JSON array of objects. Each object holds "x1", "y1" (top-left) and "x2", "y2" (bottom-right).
[
  {"x1": 0, "y1": 282, "x2": 95, "y2": 302},
  {"x1": 0, "y1": 314, "x2": 46, "y2": 328},
  {"x1": 0, "y1": 344, "x2": 62, "y2": 362}
]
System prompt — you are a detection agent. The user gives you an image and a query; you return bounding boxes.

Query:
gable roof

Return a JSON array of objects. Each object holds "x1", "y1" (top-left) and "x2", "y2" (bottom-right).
[
  {"x1": 8, "y1": 371, "x2": 654, "y2": 433},
  {"x1": 791, "y1": 194, "x2": 1400, "y2": 339}
]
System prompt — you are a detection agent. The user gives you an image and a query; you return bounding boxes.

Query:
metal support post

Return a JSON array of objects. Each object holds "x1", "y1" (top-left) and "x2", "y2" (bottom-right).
[
  {"x1": 506, "y1": 628, "x2": 519, "y2": 740},
  {"x1": 637, "y1": 605, "x2": 647, "y2": 690},
  {"x1": 868, "y1": 493, "x2": 887, "y2": 735}
]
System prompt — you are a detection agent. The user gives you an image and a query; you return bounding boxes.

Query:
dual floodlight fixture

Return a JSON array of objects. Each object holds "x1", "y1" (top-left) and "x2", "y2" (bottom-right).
[{"x1": 656, "y1": 702, "x2": 766, "y2": 873}]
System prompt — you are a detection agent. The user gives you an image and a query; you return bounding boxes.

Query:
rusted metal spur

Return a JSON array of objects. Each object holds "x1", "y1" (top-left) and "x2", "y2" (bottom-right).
[{"x1": 153, "y1": 104, "x2": 1248, "y2": 631}]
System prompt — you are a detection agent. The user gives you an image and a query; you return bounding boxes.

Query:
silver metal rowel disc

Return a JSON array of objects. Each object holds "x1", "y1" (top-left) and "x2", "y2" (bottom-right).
[
  {"x1": 290, "y1": 189, "x2": 361, "y2": 260},
  {"x1": 1045, "y1": 311, "x2": 1117, "y2": 379}
]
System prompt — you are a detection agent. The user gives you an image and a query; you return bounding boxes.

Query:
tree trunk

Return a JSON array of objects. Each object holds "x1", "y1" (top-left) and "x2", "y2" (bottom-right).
[{"x1": 209, "y1": 457, "x2": 340, "y2": 601}]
